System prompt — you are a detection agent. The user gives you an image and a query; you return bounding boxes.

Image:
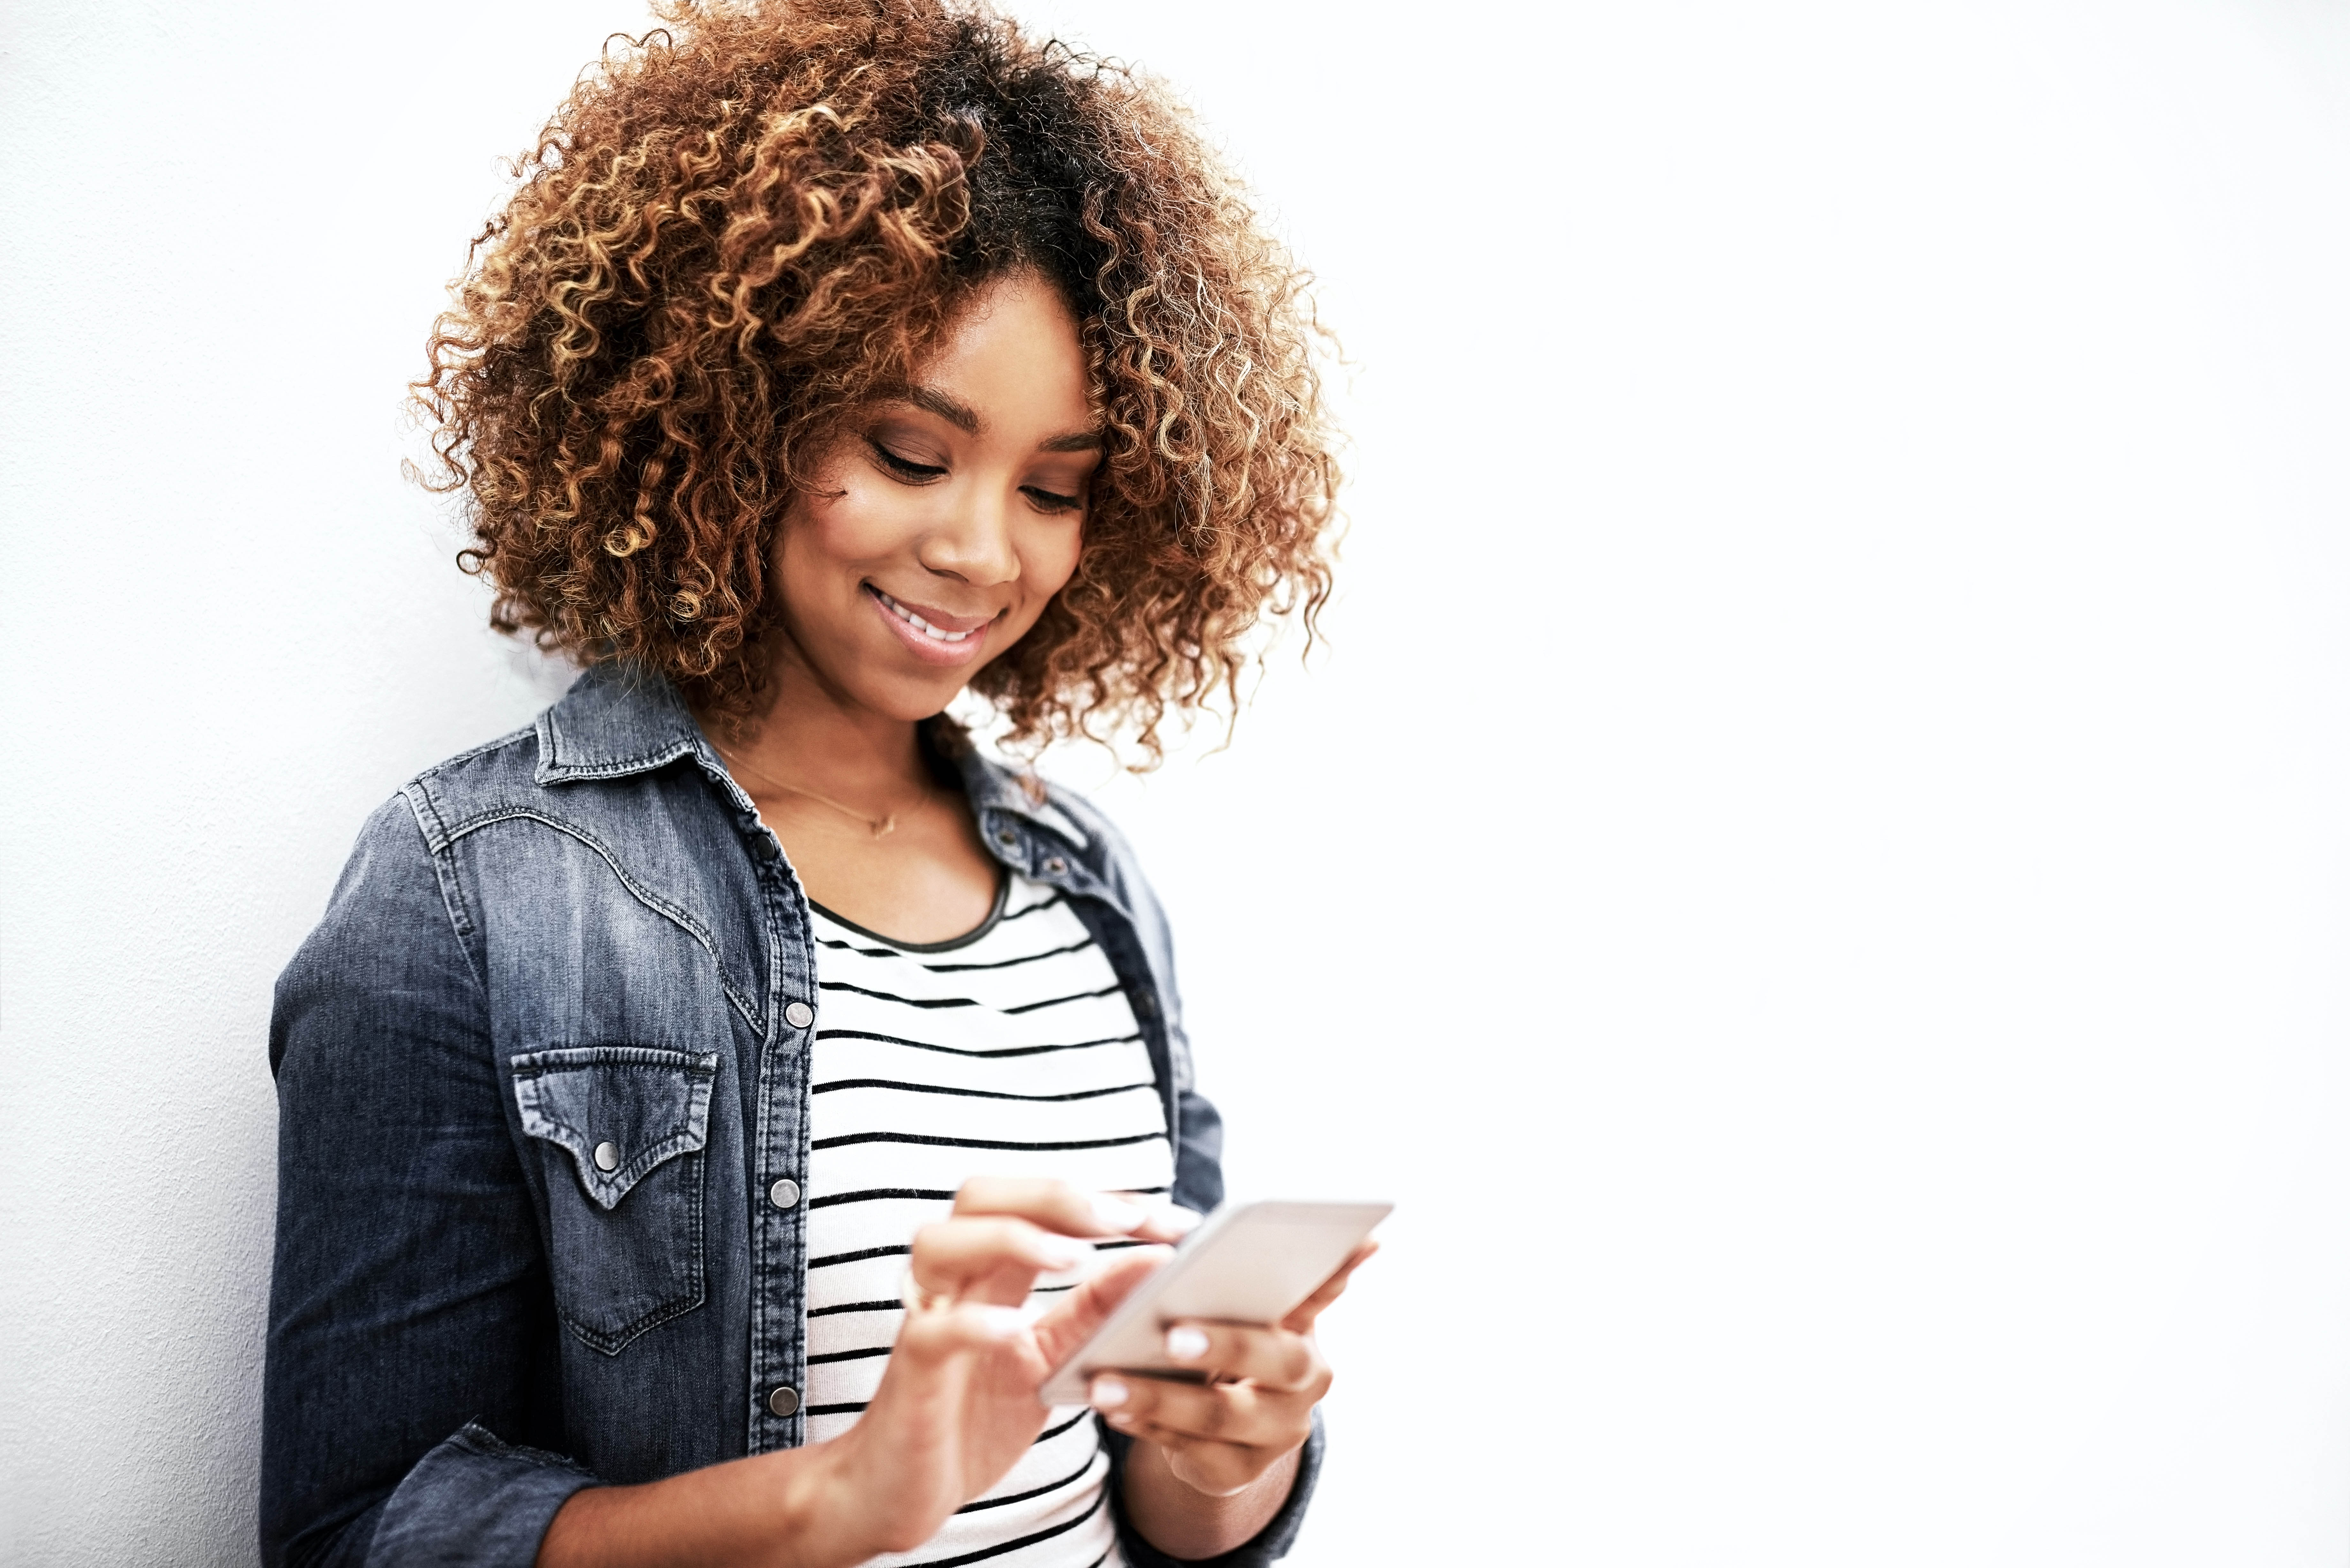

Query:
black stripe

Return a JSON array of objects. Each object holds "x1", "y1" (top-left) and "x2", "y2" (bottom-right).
[
  {"x1": 807, "y1": 1299, "x2": 903, "y2": 1319},
  {"x1": 807, "y1": 1343, "x2": 894, "y2": 1366},
  {"x1": 810, "y1": 881, "x2": 1008, "y2": 954},
  {"x1": 1084, "y1": 1551, "x2": 1110, "y2": 1568},
  {"x1": 819, "y1": 980, "x2": 977, "y2": 1009},
  {"x1": 801, "y1": 1183, "x2": 1171, "y2": 1219},
  {"x1": 813, "y1": 1029, "x2": 1143, "y2": 1059},
  {"x1": 1038, "y1": 1408, "x2": 1092, "y2": 1442},
  {"x1": 956, "y1": 1452, "x2": 1098, "y2": 1514},
  {"x1": 807, "y1": 1401, "x2": 870, "y2": 1417},
  {"x1": 807, "y1": 1187, "x2": 958, "y2": 1211},
  {"x1": 900, "y1": 1488, "x2": 1105, "y2": 1568},
  {"x1": 816, "y1": 937, "x2": 901, "y2": 958},
  {"x1": 808, "y1": 1243, "x2": 909, "y2": 1269},
  {"x1": 810, "y1": 1079, "x2": 1155, "y2": 1104},
  {"x1": 811, "y1": 1130, "x2": 1169, "y2": 1155},
  {"x1": 1000, "y1": 894, "x2": 1065, "y2": 921},
  {"x1": 1001, "y1": 983, "x2": 1126, "y2": 1015},
  {"x1": 923, "y1": 938, "x2": 1096, "y2": 974}
]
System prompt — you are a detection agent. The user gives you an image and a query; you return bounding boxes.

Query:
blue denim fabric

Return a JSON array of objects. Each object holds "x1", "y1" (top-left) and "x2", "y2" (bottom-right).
[{"x1": 262, "y1": 664, "x2": 1321, "y2": 1568}]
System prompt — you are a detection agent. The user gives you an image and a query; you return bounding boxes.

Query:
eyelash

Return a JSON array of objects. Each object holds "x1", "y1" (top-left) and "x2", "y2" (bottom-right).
[
  {"x1": 869, "y1": 441, "x2": 944, "y2": 481},
  {"x1": 867, "y1": 439, "x2": 1085, "y2": 514}
]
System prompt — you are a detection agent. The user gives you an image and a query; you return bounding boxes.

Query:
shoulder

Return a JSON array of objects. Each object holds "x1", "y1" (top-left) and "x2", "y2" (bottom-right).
[
  {"x1": 395, "y1": 723, "x2": 551, "y2": 850},
  {"x1": 390, "y1": 664, "x2": 717, "y2": 848}
]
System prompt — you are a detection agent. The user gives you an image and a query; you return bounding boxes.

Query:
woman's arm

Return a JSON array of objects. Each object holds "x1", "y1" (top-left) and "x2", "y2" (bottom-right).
[
  {"x1": 539, "y1": 1180, "x2": 1186, "y2": 1568},
  {"x1": 1103, "y1": 1245, "x2": 1374, "y2": 1560},
  {"x1": 264, "y1": 800, "x2": 590, "y2": 1567}
]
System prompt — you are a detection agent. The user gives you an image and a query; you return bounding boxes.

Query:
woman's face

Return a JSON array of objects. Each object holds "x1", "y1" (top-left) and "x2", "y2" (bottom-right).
[{"x1": 773, "y1": 270, "x2": 1100, "y2": 722}]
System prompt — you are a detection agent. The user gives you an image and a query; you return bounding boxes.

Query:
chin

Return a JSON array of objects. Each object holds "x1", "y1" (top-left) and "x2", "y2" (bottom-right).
[{"x1": 853, "y1": 671, "x2": 972, "y2": 725}]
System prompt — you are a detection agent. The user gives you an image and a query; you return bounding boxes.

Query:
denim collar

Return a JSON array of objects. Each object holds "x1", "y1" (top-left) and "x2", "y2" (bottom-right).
[{"x1": 532, "y1": 661, "x2": 1091, "y2": 852}]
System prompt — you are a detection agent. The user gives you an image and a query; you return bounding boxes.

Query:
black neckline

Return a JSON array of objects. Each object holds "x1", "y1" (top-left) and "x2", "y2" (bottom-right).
[{"x1": 809, "y1": 873, "x2": 1011, "y2": 954}]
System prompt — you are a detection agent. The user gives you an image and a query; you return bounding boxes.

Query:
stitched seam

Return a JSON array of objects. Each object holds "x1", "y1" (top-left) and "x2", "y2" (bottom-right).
[
  {"x1": 539, "y1": 700, "x2": 701, "y2": 781},
  {"x1": 400, "y1": 784, "x2": 489, "y2": 994},
  {"x1": 543, "y1": 743, "x2": 700, "y2": 780},
  {"x1": 512, "y1": 1059, "x2": 718, "y2": 1208},
  {"x1": 440, "y1": 807, "x2": 764, "y2": 1031},
  {"x1": 553, "y1": 1150, "x2": 709, "y2": 1356}
]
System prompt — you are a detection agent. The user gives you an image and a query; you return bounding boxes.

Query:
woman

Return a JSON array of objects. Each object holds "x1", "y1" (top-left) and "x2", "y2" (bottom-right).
[{"x1": 260, "y1": 3, "x2": 1356, "y2": 1566}]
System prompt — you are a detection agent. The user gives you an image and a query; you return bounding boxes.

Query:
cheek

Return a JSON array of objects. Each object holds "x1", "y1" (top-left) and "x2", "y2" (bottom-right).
[
  {"x1": 778, "y1": 479, "x2": 920, "y2": 604},
  {"x1": 1021, "y1": 520, "x2": 1086, "y2": 600},
  {"x1": 803, "y1": 477, "x2": 923, "y2": 565}
]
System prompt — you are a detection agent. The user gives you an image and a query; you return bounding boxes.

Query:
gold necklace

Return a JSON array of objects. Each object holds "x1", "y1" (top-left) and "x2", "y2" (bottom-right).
[{"x1": 714, "y1": 744, "x2": 928, "y2": 840}]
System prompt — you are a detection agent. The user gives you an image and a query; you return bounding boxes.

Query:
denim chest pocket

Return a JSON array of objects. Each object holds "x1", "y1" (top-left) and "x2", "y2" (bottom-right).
[{"x1": 511, "y1": 1046, "x2": 719, "y2": 1355}]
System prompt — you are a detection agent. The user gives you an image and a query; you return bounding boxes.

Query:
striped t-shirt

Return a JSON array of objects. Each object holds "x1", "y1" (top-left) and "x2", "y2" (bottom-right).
[{"x1": 804, "y1": 873, "x2": 1175, "y2": 1568}]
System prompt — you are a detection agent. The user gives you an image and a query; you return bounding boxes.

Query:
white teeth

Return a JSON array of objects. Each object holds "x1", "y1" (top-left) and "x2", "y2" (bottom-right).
[{"x1": 876, "y1": 590, "x2": 979, "y2": 643}]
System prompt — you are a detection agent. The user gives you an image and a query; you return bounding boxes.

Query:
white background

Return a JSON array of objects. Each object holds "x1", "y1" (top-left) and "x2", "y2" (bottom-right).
[{"x1": 7, "y1": 1, "x2": 2350, "y2": 1563}]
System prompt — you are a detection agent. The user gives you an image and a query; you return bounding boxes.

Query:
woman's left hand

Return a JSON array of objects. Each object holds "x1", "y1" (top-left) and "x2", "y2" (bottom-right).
[{"x1": 1089, "y1": 1242, "x2": 1376, "y2": 1500}]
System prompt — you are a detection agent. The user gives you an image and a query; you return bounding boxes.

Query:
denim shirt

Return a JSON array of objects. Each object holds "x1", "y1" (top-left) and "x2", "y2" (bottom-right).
[{"x1": 262, "y1": 663, "x2": 1322, "y2": 1568}]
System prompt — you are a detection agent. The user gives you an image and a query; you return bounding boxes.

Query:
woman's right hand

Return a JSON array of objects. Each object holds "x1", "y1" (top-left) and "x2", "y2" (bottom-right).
[
  {"x1": 817, "y1": 1177, "x2": 1193, "y2": 1556},
  {"x1": 537, "y1": 1178, "x2": 1189, "y2": 1568}
]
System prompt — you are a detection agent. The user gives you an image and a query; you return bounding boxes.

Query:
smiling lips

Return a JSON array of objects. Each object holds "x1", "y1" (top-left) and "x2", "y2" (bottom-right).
[{"x1": 868, "y1": 585, "x2": 996, "y2": 663}]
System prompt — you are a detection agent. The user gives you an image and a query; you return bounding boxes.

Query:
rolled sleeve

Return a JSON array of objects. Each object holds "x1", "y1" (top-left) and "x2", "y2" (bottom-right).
[{"x1": 362, "y1": 1424, "x2": 597, "y2": 1567}]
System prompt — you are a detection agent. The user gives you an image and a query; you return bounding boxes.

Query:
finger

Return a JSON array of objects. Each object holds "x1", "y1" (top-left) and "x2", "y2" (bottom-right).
[
  {"x1": 1279, "y1": 1240, "x2": 1379, "y2": 1334},
  {"x1": 952, "y1": 1176, "x2": 1155, "y2": 1239},
  {"x1": 1120, "y1": 1425, "x2": 1269, "y2": 1499},
  {"x1": 1159, "y1": 1322, "x2": 1324, "y2": 1393},
  {"x1": 1088, "y1": 1374, "x2": 1316, "y2": 1452},
  {"x1": 892, "y1": 1299, "x2": 1034, "y2": 1368},
  {"x1": 910, "y1": 1216, "x2": 1090, "y2": 1305},
  {"x1": 1030, "y1": 1246, "x2": 1170, "y2": 1368},
  {"x1": 1128, "y1": 1200, "x2": 1202, "y2": 1246}
]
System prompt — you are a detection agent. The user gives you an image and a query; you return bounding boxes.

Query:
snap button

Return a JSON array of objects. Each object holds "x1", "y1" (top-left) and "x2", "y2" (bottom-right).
[
  {"x1": 769, "y1": 1178, "x2": 801, "y2": 1210},
  {"x1": 1044, "y1": 856, "x2": 1067, "y2": 875},
  {"x1": 768, "y1": 1384, "x2": 800, "y2": 1417},
  {"x1": 785, "y1": 1000, "x2": 814, "y2": 1031},
  {"x1": 592, "y1": 1141, "x2": 619, "y2": 1172}
]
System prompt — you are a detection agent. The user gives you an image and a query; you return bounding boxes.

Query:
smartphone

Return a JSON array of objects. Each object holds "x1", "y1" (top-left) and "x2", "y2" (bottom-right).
[{"x1": 1038, "y1": 1199, "x2": 1392, "y2": 1407}]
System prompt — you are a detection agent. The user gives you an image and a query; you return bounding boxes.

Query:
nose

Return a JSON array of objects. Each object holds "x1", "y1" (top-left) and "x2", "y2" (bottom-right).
[{"x1": 919, "y1": 478, "x2": 1020, "y2": 588}]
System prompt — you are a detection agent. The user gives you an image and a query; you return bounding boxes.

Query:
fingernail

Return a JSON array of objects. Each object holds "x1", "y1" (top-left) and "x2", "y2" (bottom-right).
[
  {"x1": 1090, "y1": 1377, "x2": 1129, "y2": 1408},
  {"x1": 1091, "y1": 1195, "x2": 1145, "y2": 1233},
  {"x1": 1036, "y1": 1238, "x2": 1090, "y2": 1270},
  {"x1": 1164, "y1": 1325, "x2": 1209, "y2": 1362},
  {"x1": 1160, "y1": 1205, "x2": 1203, "y2": 1234}
]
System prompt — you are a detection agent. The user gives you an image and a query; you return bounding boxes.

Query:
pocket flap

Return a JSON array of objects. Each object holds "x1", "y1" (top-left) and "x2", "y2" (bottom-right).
[{"x1": 511, "y1": 1046, "x2": 720, "y2": 1211}]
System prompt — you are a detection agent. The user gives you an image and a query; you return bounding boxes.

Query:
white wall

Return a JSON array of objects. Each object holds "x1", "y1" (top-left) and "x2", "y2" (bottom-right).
[{"x1": 7, "y1": 2, "x2": 2350, "y2": 1563}]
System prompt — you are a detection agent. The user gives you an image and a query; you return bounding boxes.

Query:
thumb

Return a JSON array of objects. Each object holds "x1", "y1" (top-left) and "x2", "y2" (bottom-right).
[
  {"x1": 1280, "y1": 1240, "x2": 1379, "y2": 1334},
  {"x1": 1030, "y1": 1248, "x2": 1169, "y2": 1368}
]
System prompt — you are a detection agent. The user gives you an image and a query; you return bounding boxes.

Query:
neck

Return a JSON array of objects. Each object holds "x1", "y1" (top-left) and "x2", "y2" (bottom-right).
[{"x1": 725, "y1": 632, "x2": 931, "y2": 799}]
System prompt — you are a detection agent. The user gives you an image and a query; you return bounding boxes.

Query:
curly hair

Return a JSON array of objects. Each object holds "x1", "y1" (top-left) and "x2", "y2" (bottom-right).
[{"x1": 414, "y1": 0, "x2": 1339, "y2": 759}]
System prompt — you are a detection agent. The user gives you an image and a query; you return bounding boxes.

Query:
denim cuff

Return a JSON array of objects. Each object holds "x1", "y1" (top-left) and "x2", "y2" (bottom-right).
[
  {"x1": 1105, "y1": 1407, "x2": 1324, "y2": 1567},
  {"x1": 361, "y1": 1422, "x2": 599, "y2": 1567}
]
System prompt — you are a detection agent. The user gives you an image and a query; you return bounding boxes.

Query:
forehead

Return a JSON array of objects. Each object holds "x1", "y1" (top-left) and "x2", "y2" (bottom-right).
[
  {"x1": 914, "y1": 274, "x2": 1089, "y2": 400},
  {"x1": 875, "y1": 275, "x2": 1096, "y2": 450}
]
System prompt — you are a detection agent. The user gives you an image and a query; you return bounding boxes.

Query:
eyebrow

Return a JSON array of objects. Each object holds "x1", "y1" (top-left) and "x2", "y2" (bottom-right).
[{"x1": 894, "y1": 384, "x2": 1103, "y2": 454}]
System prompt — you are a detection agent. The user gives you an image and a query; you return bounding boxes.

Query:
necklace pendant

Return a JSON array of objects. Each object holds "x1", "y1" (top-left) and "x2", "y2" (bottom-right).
[{"x1": 871, "y1": 815, "x2": 898, "y2": 839}]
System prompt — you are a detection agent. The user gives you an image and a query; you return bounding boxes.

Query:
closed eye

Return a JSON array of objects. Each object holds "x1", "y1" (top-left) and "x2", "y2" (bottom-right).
[
  {"x1": 868, "y1": 440, "x2": 945, "y2": 482},
  {"x1": 1022, "y1": 485, "x2": 1084, "y2": 514}
]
